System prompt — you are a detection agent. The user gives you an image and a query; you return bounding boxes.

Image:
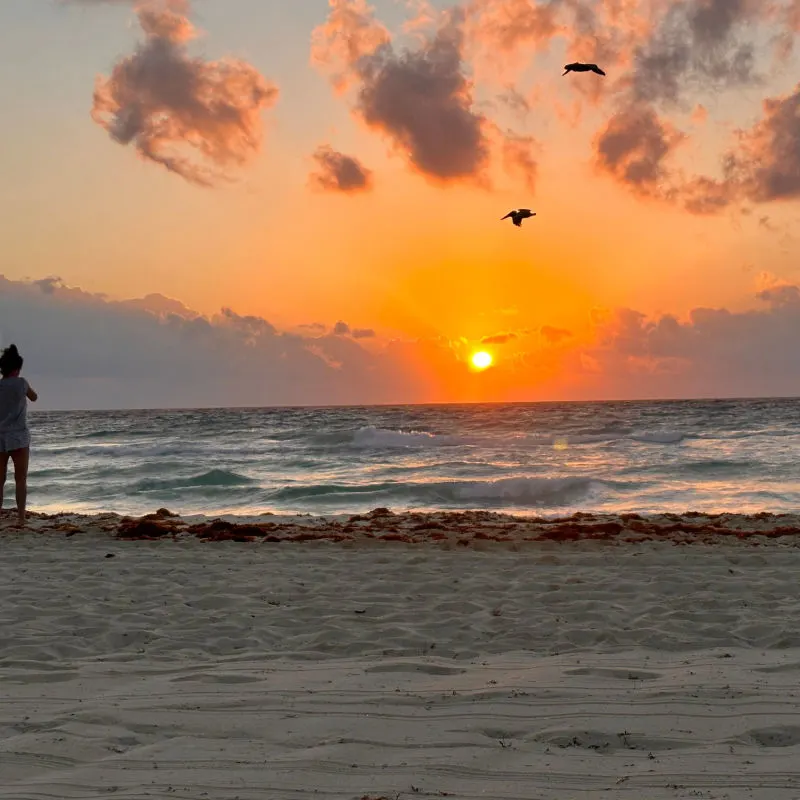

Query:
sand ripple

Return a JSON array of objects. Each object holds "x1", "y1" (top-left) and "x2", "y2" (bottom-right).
[
  {"x1": 4, "y1": 526, "x2": 800, "y2": 797},
  {"x1": 2, "y1": 532, "x2": 800, "y2": 663}
]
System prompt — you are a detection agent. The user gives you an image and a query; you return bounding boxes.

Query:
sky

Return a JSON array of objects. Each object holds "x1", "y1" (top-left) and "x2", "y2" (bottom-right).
[{"x1": 2, "y1": 0, "x2": 800, "y2": 409}]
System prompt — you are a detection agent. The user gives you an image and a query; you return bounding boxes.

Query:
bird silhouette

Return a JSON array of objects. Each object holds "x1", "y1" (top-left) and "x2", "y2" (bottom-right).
[
  {"x1": 501, "y1": 209, "x2": 536, "y2": 227},
  {"x1": 563, "y1": 62, "x2": 606, "y2": 76}
]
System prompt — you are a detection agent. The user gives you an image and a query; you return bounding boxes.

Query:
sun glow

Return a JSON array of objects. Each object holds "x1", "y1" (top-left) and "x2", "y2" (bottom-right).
[{"x1": 471, "y1": 351, "x2": 493, "y2": 370}]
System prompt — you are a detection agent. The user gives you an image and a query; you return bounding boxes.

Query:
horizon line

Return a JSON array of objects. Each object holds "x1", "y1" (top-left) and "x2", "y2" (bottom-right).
[{"x1": 28, "y1": 394, "x2": 800, "y2": 414}]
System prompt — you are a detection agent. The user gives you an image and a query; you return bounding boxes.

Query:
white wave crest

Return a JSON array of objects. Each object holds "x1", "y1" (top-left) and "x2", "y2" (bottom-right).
[
  {"x1": 351, "y1": 426, "x2": 471, "y2": 449},
  {"x1": 451, "y1": 476, "x2": 599, "y2": 505}
]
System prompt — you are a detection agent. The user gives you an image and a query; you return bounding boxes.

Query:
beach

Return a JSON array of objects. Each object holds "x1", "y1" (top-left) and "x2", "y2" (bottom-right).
[
  {"x1": 9, "y1": 0, "x2": 800, "y2": 794},
  {"x1": 3, "y1": 509, "x2": 800, "y2": 798}
]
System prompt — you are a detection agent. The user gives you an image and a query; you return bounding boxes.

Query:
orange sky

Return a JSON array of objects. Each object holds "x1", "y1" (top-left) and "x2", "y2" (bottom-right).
[{"x1": 1, "y1": 0, "x2": 799, "y2": 406}]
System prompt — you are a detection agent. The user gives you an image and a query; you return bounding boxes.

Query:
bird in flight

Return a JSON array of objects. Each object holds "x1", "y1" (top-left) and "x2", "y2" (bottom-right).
[
  {"x1": 563, "y1": 62, "x2": 606, "y2": 76},
  {"x1": 501, "y1": 209, "x2": 536, "y2": 227}
]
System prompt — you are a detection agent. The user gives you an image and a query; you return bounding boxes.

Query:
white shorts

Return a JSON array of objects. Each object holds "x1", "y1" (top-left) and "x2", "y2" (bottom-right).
[{"x1": 0, "y1": 430, "x2": 30, "y2": 453}]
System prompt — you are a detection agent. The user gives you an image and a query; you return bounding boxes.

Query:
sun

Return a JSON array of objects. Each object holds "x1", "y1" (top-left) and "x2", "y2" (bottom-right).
[{"x1": 471, "y1": 351, "x2": 493, "y2": 370}]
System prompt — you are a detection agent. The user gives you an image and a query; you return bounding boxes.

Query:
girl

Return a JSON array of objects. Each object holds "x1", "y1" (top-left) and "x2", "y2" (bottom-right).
[{"x1": 0, "y1": 345, "x2": 38, "y2": 526}]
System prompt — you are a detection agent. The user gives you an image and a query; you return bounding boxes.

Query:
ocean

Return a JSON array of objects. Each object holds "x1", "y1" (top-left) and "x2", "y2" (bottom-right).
[{"x1": 26, "y1": 399, "x2": 800, "y2": 518}]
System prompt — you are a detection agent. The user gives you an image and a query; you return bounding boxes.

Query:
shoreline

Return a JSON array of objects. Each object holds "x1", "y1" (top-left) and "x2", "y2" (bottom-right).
[{"x1": 4, "y1": 506, "x2": 800, "y2": 544}]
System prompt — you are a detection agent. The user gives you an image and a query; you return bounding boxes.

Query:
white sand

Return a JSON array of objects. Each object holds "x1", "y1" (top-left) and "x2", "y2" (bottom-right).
[{"x1": 3, "y1": 523, "x2": 800, "y2": 799}]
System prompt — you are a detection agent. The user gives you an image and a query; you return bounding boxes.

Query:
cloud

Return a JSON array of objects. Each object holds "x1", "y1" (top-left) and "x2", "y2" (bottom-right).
[
  {"x1": 496, "y1": 85, "x2": 532, "y2": 117},
  {"x1": 120, "y1": 292, "x2": 199, "y2": 318},
  {"x1": 540, "y1": 325, "x2": 572, "y2": 344},
  {"x1": 296, "y1": 322, "x2": 328, "y2": 334},
  {"x1": 0, "y1": 275, "x2": 471, "y2": 408},
  {"x1": 91, "y1": 0, "x2": 279, "y2": 186},
  {"x1": 630, "y1": 0, "x2": 763, "y2": 106},
  {"x1": 500, "y1": 132, "x2": 538, "y2": 192},
  {"x1": 754, "y1": 271, "x2": 800, "y2": 307},
  {"x1": 585, "y1": 0, "x2": 800, "y2": 215},
  {"x1": 310, "y1": 0, "x2": 391, "y2": 92},
  {"x1": 756, "y1": 283, "x2": 800, "y2": 307},
  {"x1": 725, "y1": 83, "x2": 800, "y2": 203},
  {"x1": 465, "y1": 0, "x2": 562, "y2": 58},
  {"x1": 332, "y1": 320, "x2": 351, "y2": 335},
  {"x1": 313, "y1": 1, "x2": 495, "y2": 184},
  {"x1": 4, "y1": 272, "x2": 800, "y2": 407},
  {"x1": 481, "y1": 332, "x2": 518, "y2": 345},
  {"x1": 357, "y1": 8, "x2": 490, "y2": 182},
  {"x1": 596, "y1": 77, "x2": 800, "y2": 213},
  {"x1": 581, "y1": 283, "x2": 800, "y2": 398},
  {"x1": 32, "y1": 276, "x2": 66, "y2": 295},
  {"x1": 593, "y1": 104, "x2": 684, "y2": 196},
  {"x1": 309, "y1": 145, "x2": 374, "y2": 193},
  {"x1": 333, "y1": 320, "x2": 376, "y2": 338},
  {"x1": 465, "y1": 0, "x2": 651, "y2": 87}
]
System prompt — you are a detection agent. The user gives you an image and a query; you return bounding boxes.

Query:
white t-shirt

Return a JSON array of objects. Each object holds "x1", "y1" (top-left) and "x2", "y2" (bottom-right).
[{"x1": 0, "y1": 377, "x2": 30, "y2": 434}]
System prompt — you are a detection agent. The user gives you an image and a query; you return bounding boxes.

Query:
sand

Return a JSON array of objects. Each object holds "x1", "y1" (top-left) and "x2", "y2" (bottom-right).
[{"x1": 3, "y1": 509, "x2": 800, "y2": 799}]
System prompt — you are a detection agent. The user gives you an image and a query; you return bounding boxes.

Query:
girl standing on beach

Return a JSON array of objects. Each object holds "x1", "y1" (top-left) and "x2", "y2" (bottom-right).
[{"x1": 0, "y1": 345, "x2": 38, "y2": 527}]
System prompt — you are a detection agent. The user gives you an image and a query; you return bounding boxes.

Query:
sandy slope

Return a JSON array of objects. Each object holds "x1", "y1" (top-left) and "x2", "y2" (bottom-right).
[{"x1": 3, "y1": 521, "x2": 800, "y2": 799}]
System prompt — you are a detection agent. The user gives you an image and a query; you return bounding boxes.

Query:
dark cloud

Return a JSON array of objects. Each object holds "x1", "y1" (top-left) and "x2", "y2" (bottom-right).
[
  {"x1": 585, "y1": 0, "x2": 800, "y2": 215},
  {"x1": 356, "y1": 9, "x2": 489, "y2": 181},
  {"x1": 333, "y1": 320, "x2": 351, "y2": 335},
  {"x1": 727, "y1": 83, "x2": 800, "y2": 203},
  {"x1": 678, "y1": 80, "x2": 800, "y2": 210},
  {"x1": 91, "y1": 0, "x2": 279, "y2": 186},
  {"x1": 309, "y1": 145, "x2": 373, "y2": 193},
  {"x1": 582, "y1": 282, "x2": 800, "y2": 398},
  {"x1": 312, "y1": 1, "x2": 544, "y2": 190},
  {"x1": 0, "y1": 275, "x2": 470, "y2": 408},
  {"x1": 313, "y1": 2, "x2": 494, "y2": 184},
  {"x1": 33, "y1": 276, "x2": 65, "y2": 295},
  {"x1": 596, "y1": 78, "x2": 800, "y2": 213},
  {"x1": 3, "y1": 274, "x2": 800, "y2": 406},
  {"x1": 332, "y1": 321, "x2": 375, "y2": 339},
  {"x1": 594, "y1": 104, "x2": 684, "y2": 195},
  {"x1": 631, "y1": 0, "x2": 762, "y2": 106},
  {"x1": 756, "y1": 282, "x2": 800, "y2": 308}
]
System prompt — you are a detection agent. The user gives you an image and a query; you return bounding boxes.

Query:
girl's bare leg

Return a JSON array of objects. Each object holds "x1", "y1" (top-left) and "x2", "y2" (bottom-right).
[{"x1": 10, "y1": 447, "x2": 29, "y2": 526}]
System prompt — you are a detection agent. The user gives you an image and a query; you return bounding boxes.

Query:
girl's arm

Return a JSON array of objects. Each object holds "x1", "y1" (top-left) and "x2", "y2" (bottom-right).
[{"x1": 26, "y1": 383, "x2": 38, "y2": 402}]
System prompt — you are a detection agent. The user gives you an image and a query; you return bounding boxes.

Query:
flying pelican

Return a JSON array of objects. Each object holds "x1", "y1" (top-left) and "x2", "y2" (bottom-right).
[
  {"x1": 501, "y1": 209, "x2": 536, "y2": 227},
  {"x1": 563, "y1": 62, "x2": 606, "y2": 76}
]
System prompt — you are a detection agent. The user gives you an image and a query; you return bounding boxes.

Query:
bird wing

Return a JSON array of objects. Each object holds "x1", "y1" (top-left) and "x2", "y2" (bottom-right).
[
  {"x1": 592, "y1": 65, "x2": 606, "y2": 75},
  {"x1": 500, "y1": 211, "x2": 514, "y2": 220}
]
